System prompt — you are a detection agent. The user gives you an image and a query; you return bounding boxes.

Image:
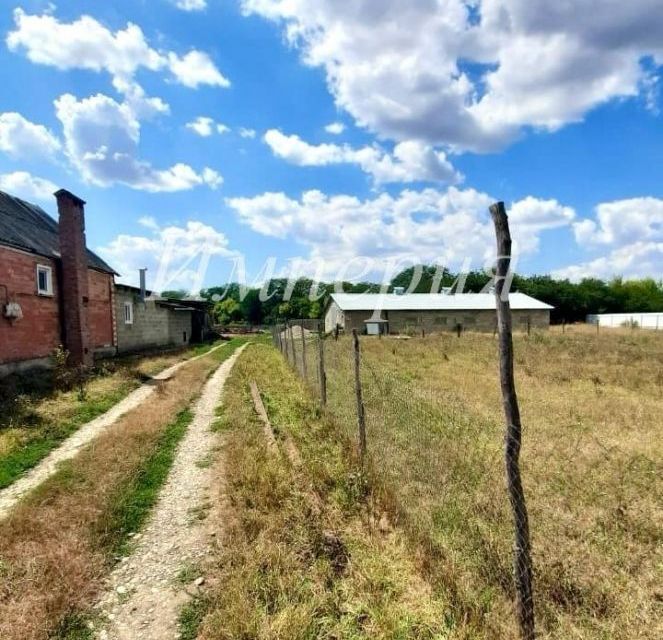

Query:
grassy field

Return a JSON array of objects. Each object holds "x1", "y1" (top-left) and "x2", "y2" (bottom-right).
[
  {"x1": 283, "y1": 325, "x2": 663, "y2": 639},
  {"x1": 197, "y1": 343, "x2": 450, "y2": 639},
  {"x1": 0, "y1": 342, "x2": 222, "y2": 490},
  {"x1": 0, "y1": 339, "x2": 245, "y2": 640}
]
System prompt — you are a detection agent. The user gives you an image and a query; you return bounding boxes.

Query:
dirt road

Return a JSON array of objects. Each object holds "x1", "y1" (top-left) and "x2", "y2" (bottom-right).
[{"x1": 94, "y1": 344, "x2": 245, "y2": 639}]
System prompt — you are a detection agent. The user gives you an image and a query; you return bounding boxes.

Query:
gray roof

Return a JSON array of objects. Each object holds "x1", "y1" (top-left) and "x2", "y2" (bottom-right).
[
  {"x1": 330, "y1": 292, "x2": 553, "y2": 311},
  {"x1": 0, "y1": 190, "x2": 117, "y2": 274}
]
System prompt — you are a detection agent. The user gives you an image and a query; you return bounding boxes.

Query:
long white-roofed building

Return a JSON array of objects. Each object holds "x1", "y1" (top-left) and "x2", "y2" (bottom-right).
[{"x1": 323, "y1": 291, "x2": 553, "y2": 334}]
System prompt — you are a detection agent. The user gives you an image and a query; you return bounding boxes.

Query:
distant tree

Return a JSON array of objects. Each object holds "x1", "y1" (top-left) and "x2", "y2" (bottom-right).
[
  {"x1": 200, "y1": 283, "x2": 242, "y2": 302},
  {"x1": 390, "y1": 264, "x2": 453, "y2": 292},
  {"x1": 241, "y1": 289, "x2": 263, "y2": 324},
  {"x1": 199, "y1": 270, "x2": 663, "y2": 326},
  {"x1": 214, "y1": 298, "x2": 242, "y2": 324},
  {"x1": 161, "y1": 289, "x2": 189, "y2": 299}
]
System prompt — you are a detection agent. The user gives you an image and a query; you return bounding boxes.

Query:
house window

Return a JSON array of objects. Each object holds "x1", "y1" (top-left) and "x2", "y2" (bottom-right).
[
  {"x1": 434, "y1": 316, "x2": 448, "y2": 325},
  {"x1": 463, "y1": 316, "x2": 477, "y2": 325},
  {"x1": 124, "y1": 301, "x2": 134, "y2": 325},
  {"x1": 36, "y1": 265, "x2": 53, "y2": 296}
]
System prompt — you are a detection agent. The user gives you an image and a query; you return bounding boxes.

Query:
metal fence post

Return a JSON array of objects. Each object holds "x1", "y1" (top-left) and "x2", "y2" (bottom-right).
[
  {"x1": 490, "y1": 201, "x2": 536, "y2": 640},
  {"x1": 352, "y1": 329, "x2": 367, "y2": 463}
]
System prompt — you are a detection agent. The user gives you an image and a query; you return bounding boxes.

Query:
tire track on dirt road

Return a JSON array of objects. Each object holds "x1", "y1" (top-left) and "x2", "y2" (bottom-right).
[
  {"x1": 0, "y1": 343, "x2": 228, "y2": 521},
  {"x1": 94, "y1": 344, "x2": 246, "y2": 640}
]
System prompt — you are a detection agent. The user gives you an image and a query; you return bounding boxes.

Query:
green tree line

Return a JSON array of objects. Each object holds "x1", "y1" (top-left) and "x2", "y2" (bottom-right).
[{"x1": 196, "y1": 266, "x2": 663, "y2": 325}]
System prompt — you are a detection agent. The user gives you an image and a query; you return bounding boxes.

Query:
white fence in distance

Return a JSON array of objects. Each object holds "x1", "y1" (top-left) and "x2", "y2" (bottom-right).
[{"x1": 586, "y1": 312, "x2": 663, "y2": 330}]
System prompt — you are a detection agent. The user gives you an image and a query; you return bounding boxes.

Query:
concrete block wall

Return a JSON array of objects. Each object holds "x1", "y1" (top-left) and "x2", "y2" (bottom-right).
[
  {"x1": 342, "y1": 308, "x2": 550, "y2": 334},
  {"x1": 115, "y1": 288, "x2": 193, "y2": 354}
]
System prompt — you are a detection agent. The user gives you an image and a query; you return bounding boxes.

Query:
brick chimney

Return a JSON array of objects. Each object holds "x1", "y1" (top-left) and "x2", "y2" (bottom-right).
[{"x1": 55, "y1": 189, "x2": 92, "y2": 367}]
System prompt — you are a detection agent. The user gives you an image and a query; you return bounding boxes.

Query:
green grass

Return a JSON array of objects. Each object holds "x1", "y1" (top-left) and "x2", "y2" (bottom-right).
[
  {"x1": 52, "y1": 614, "x2": 94, "y2": 640},
  {"x1": 97, "y1": 338, "x2": 247, "y2": 558},
  {"x1": 197, "y1": 343, "x2": 450, "y2": 639},
  {"x1": 100, "y1": 407, "x2": 193, "y2": 557},
  {"x1": 0, "y1": 341, "x2": 242, "y2": 493},
  {"x1": 0, "y1": 386, "x2": 131, "y2": 490},
  {"x1": 187, "y1": 339, "x2": 225, "y2": 358},
  {"x1": 0, "y1": 344, "x2": 218, "y2": 492},
  {"x1": 178, "y1": 596, "x2": 210, "y2": 640}
]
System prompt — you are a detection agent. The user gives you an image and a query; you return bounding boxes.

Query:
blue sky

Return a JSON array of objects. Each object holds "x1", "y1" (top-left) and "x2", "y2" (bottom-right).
[{"x1": 0, "y1": 0, "x2": 661, "y2": 292}]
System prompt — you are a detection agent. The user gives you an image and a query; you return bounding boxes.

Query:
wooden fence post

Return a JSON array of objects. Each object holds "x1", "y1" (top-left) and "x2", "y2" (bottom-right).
[
  {"x1": 318, "y1": 323, "x2": 327, "y2": 406},
  {"x1": 352, "y1": 329, "x2": 367, "y2": 463},
  {"x1": 300, "y1": 320, "x2": 308, "y2": 380},
  {"x1": 285, "y1": 322, "x2": 292, "y2": 364},
  {"x1": 289, "y1": 322, "x2": 296, "y2": 368},
  {"x1": 489, "y1": 201, "x2": 536, "y2": 640}
]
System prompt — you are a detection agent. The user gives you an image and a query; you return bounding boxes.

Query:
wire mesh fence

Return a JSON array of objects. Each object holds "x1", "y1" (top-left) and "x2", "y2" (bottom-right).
[
  {"x1": 272, "y1": 321, "x2": 516, "y2": 626},
  {"x1": 270, "y1": 320, "x2": 662, "y2": 639}
]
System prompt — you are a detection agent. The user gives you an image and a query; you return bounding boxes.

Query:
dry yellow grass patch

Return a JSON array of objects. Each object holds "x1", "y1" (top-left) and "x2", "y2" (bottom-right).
[
  {"x1": 199, "y1": 344, "x2": 451, "y2": 639},
  {"x1": 0, "y1": 348, "x2": 227, "y2": 640},
  {"x1": 319, "y1": 325, "x2": 662, "y2": 639}
]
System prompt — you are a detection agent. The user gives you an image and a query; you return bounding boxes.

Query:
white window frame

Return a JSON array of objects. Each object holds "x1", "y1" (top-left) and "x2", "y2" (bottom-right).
[
  {"x1": 124, "y1": 301, "x2": 134, "y2": 325},
  {"x1": 36, "y1": 264, "x2": 53, "y2": 296}
]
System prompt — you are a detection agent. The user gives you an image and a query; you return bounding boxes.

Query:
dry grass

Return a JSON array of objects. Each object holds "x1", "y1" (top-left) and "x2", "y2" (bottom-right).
[
  {"x1": 0, "y1": 343, "x2": 220, "y2": 490},
  {"x1": 0, "y1": 343, "x2": 236, "y2": 640},
  {"x1": 299, "y1": 325, "x2": 663, "y2": 639},
  {"x1": 199, "y1": 344, "x2": 451, "y2": 639}
]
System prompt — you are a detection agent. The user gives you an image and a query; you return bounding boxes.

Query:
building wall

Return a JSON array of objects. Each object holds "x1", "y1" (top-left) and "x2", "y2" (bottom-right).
[
  {"x1": 0, "y1": 245, "x2": 61, "y2": 365},
  {"x1": 115, "y1": 288, "x2": 193, "y2": 354},
  {"x1": 168, "y1": 311, "x2": 193, "y2": 345},
  {"x1": 324, "y1": 300, "x2": 344, "y2": 333},
  {"x1": 0, "y1": 245, "x2": 117, "y2": 368},
  {"x1": 87, "y1": 269, "x2": 115, "y2": 351},
  {"x1": 341, "y1": 308, "x2": 550, "y2": 334}
]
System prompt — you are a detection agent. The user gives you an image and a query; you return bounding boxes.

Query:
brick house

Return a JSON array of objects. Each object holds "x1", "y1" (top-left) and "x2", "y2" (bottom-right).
[{"x1": 0, "y1": 189, "x2": 117, "y2": 375}]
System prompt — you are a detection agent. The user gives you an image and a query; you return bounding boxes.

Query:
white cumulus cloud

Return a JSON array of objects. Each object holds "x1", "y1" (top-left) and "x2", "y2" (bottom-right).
[
  {"x1": 0, "y1": 112, "x2": 60, "y2": 159},
  {"x1": 185, "y1": 116, "x2": 231, "y2": 136},
  {"x1": 573, "y1": 197, "x2": 663, "y2": 246},
  {"x1": 7, "y1": 8, "x2": 229, "y2": 93},
  {"x1": 175, "y1": 0, "x2": 208, "y2": 11},
  {"x1": 325, "y1": 122, "x2": 345, "y2": 135},
  {"x1": 243, "y1": 0, "x2": 663, "y2": 151},
  {"x1": 98, "y1": 219, "x2": 237, "y2": 292},
  {"x1": 557, "y1": 196, "x2": 663, "y2": 280},
  {"x1": 167, "y1": 50, "x2": 230, "y2": 88},
  {"x1": 264, "y1": 129, "x2": 461, "y2": 184},
  {"x1": 0, "y1": 171, "x2": 59, "y2": 202},
  {"x1": 227, "y1": 187, "x2": 574, "y2": 276},
  {"x1": 54, "y1": 93, "x2": 222, "y2": 192}
]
